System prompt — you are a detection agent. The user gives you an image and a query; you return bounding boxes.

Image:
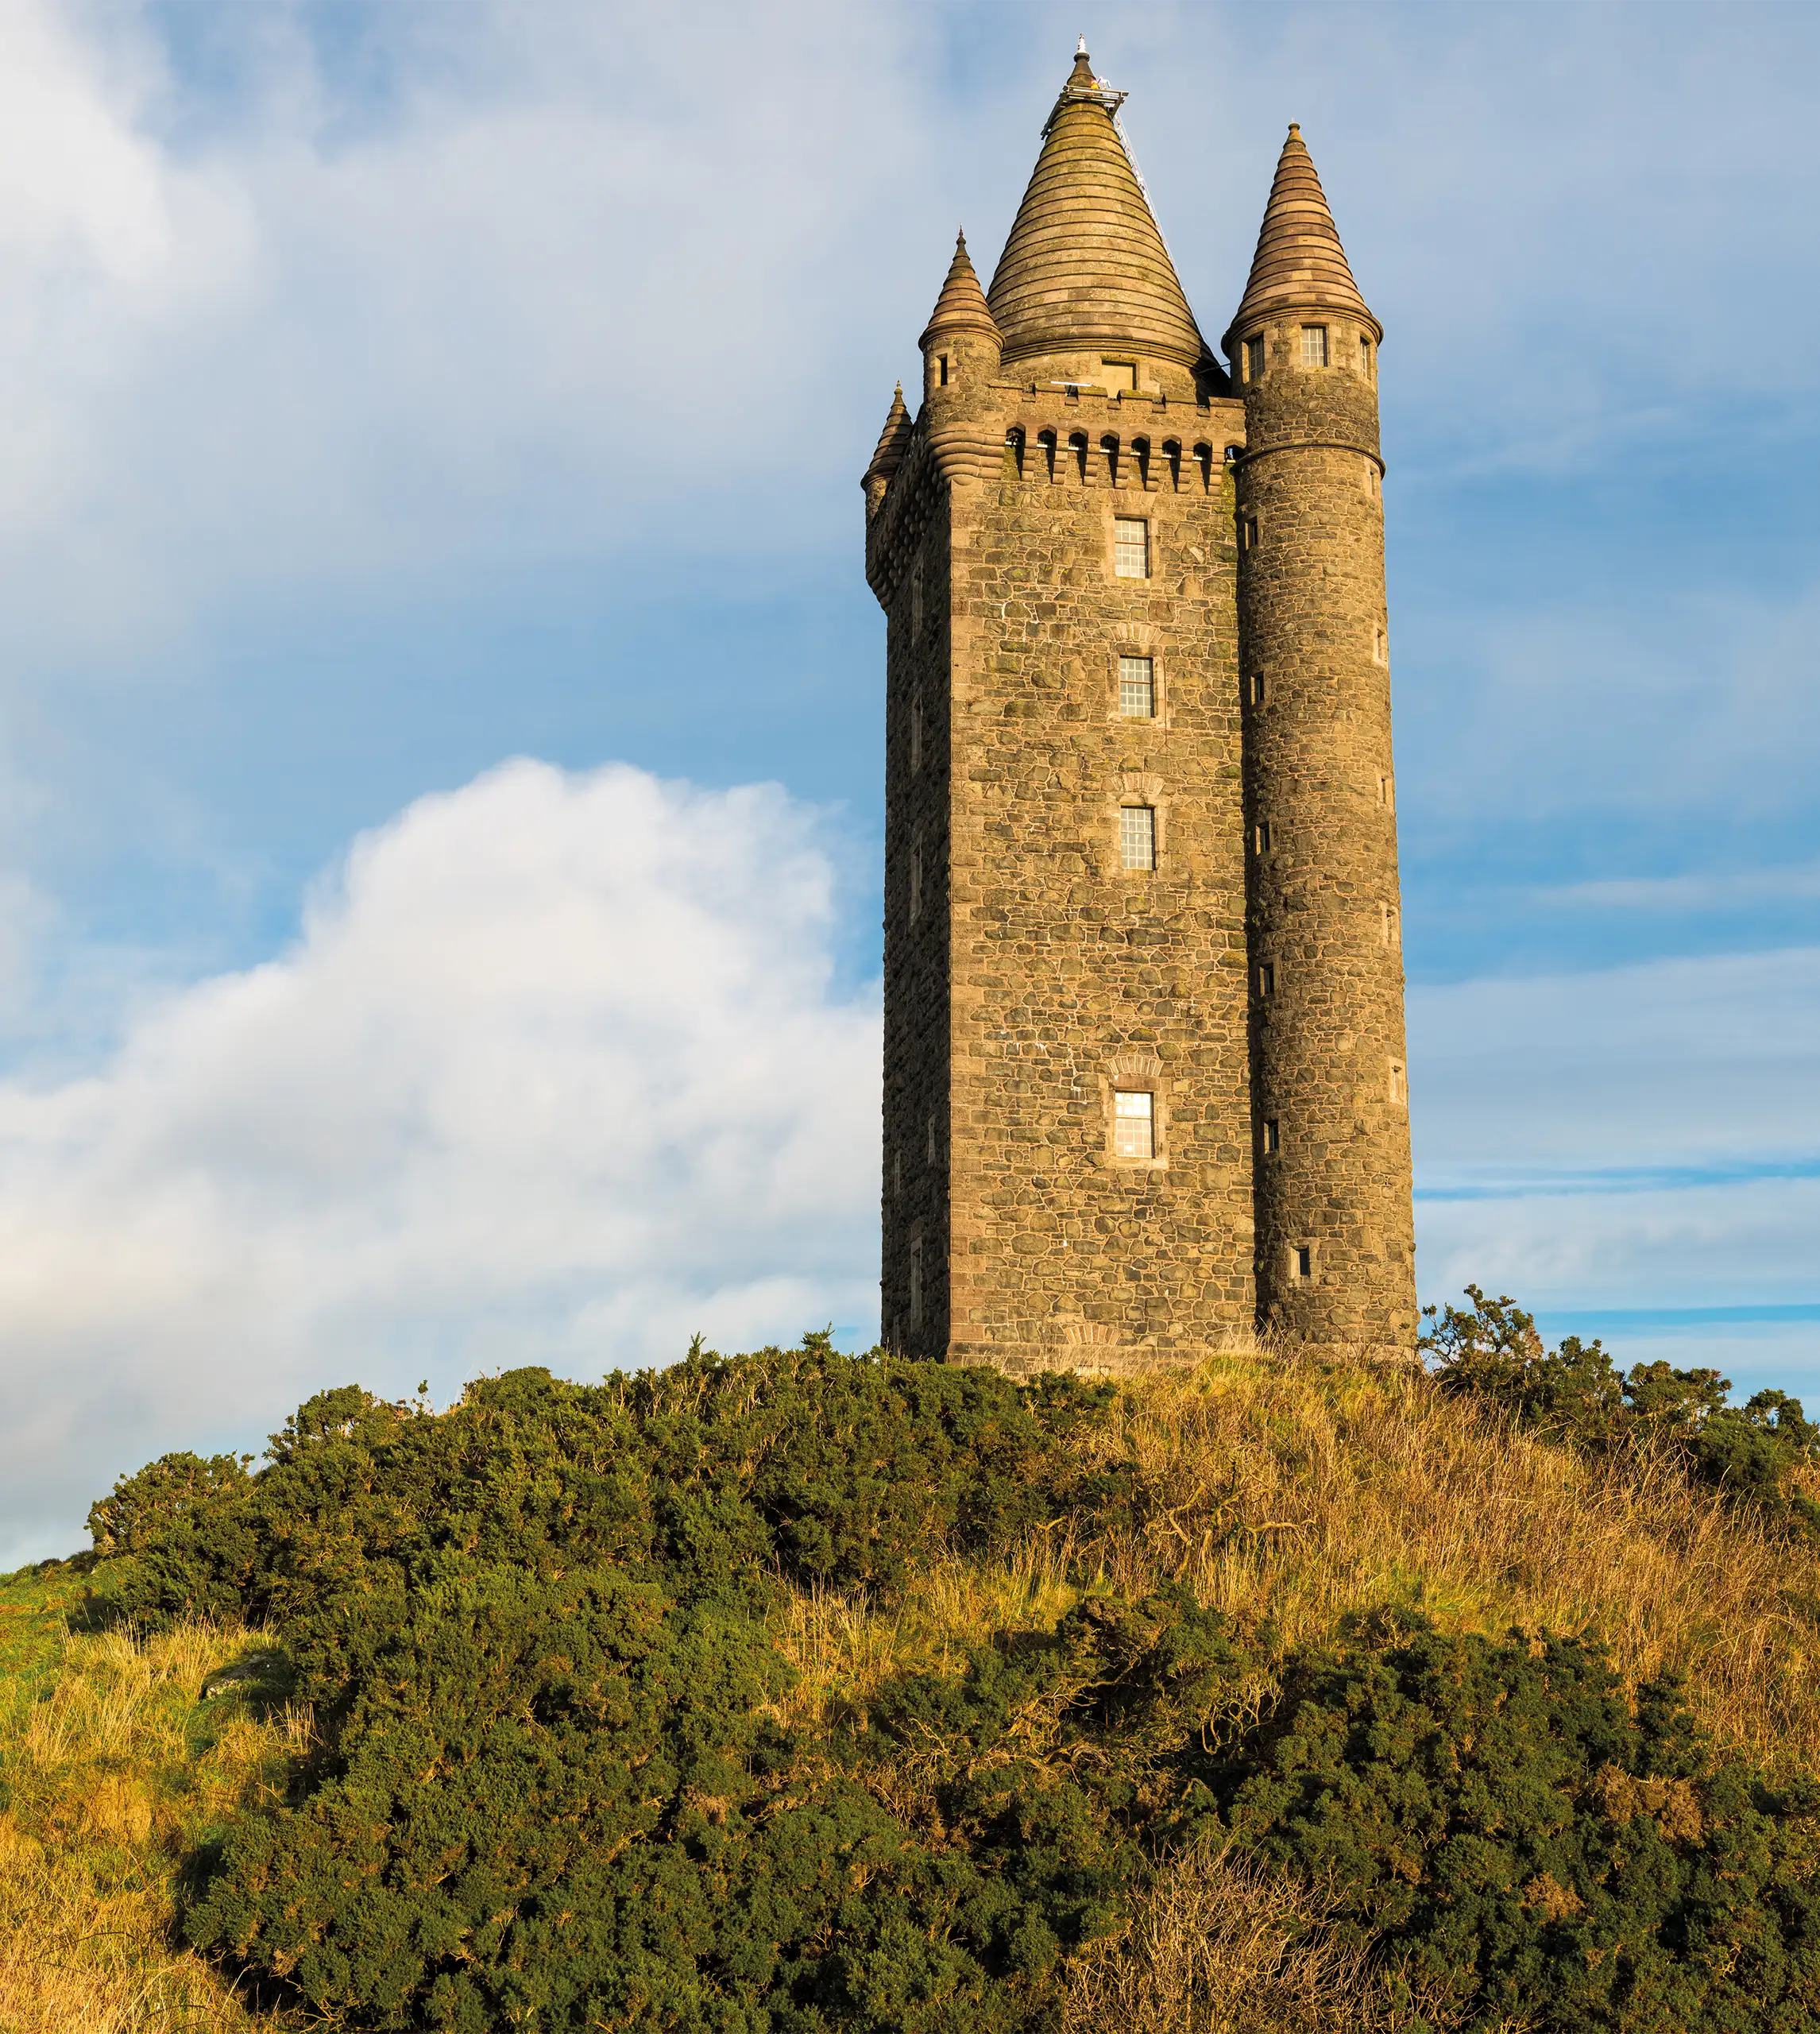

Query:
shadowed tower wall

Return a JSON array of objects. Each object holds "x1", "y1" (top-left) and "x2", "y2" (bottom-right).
[{"x1": 867, "y1": 56, "x2": 1416, "y2": 1366}]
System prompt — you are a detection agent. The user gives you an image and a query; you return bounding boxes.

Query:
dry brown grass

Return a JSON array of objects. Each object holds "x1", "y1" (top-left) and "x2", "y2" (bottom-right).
[
  {"x1": 1060, "y1": 1839, "x2": 1470, "y2": 2034},
  {"x1": 0, "y1": 1593, "x2": 307, "y2": 2034},
  {"x1": 775, "y1": 1352, "x2": 1820, "y2": 1773}
]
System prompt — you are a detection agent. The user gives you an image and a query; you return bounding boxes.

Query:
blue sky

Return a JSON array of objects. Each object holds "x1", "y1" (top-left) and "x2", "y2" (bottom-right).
[{"x1": 1, "y1": 0, "x2": 1818, "y2": 1558}]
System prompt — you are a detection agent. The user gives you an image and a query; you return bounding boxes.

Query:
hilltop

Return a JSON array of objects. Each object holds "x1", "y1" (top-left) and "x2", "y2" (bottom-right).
[{"x1": 6, "y1": 1321, "x2": 1820, "y2": 2032}]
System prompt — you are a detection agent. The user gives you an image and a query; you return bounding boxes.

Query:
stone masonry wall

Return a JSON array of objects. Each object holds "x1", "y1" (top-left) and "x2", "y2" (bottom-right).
[
  {"x1": 936, "y1": 384, "x2": 1258, "y2": 1369},
  {"x1": 879, "y1": 439, "x2": 954, "y2": 1358},
  {"x1": 1235, "y1": 319, "x2": 1417, "y2": 1342}
]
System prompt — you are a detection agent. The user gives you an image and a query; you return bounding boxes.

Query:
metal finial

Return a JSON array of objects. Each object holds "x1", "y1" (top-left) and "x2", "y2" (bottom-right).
[{"x1": 1076, "y1": 34, "x2": 1088, "y2": 55}]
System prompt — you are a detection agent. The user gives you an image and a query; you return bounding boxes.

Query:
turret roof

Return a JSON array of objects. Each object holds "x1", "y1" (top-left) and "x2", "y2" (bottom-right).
[
  {"x1": 1226, "y1": 123, "x2": 1376, "y2": 343},
  {"x1": 919, "y1": 230, "x2": 1001, "y2": 347},
  {"x1": 986, "y1": 47, "x2": 1205, "y2": 372},
  {"x1": 866, "y1": 383, "x2": 912, "y2": 481}
]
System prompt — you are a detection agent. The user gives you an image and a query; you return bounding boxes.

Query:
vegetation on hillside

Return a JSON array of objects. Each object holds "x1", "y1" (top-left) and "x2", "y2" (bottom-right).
[{"x1": 8, "y1": 1313, "x2": 1820, "y2": 2030}]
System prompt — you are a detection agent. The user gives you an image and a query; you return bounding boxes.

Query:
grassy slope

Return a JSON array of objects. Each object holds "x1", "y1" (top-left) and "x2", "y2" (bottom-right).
[
  {"x1": 6, "y1": 1351, "x2": 1819, "y2": 2029},
  {"x1": 0, "y1": 1564, "x2": 303, "y2": 2034}
]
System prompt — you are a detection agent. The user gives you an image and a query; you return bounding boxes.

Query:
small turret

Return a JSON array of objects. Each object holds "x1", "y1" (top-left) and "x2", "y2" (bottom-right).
[
  {"x1": 863, "y1": 382, "x2": 912, "y2": 517},
  {"x1": 919, "y1": 230, "x2": 1001, "y2": 401}
]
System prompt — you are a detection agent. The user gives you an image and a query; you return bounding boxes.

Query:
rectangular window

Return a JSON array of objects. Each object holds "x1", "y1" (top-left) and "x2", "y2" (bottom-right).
[
  {"x1": 910, "y1": 697, "x2": 923, "y2": 773},
  {"x1": 1389, "y1": 1060, "x2": 1408, "y2": 1106},
  {"x1": 1295, "y1": 1244, "x2": 1312, "y2": 1278},
  {"x1": 909, "y1": 1234, "x2": 924, "y2": 1328},
  {"x1": 1254, "y1": 820, "x2": 1272, "y2": 855},
  {"x1": 1378, "y1": 772, "x2": 1393, "y2": 810},
  {"x1": 1359, "y1": 336, "x2": 1373, "y2": 377},
  {"x1": 1113, "y1": 1089, "x2": 1154, "y2": 1160},
  {"x1": 1118, "y1": 655, "x2": 1155, "y2": 717},
  {"x1": 1245, "y1": 334, "x2": 1265, "y2": 382},
  {"x1": 1264, "y1": 1119, "x2": 1281, "y2": 1154},
  {"x1": 1103, "y1": 358, "x2": 1138, "y2": 392},
  {"x1": 910, "y1": 837, "x2": 923, "y2": 921},
  {"x1": 938, "y1": 354, "x2": 949, "y2": 386},
  {"x1": 910, "y1": 555, "x2": 924, "y2": 639},
  {"x1": 1300, "y1": 324, "x2": 1328, "y2": 367},
  {"x1": 1382, "y1": 903, "x2": 1401, "y2": 948},
  {"x1": 1119, "y1": 804, "x2": 1156, "y2": 872},
  {"x1": 1239, "y1": 513, "x2": 1259, "y2": 551},
  {"x1": 1245, "y1": 672, "x2": 1265, "y2": 707},
  {"x1": 1114, "y1": 516, "x2": 1150, "y2": 578},
  {"x1": 1258, "y1": 961, "x2": 1275, "y2": 996}
]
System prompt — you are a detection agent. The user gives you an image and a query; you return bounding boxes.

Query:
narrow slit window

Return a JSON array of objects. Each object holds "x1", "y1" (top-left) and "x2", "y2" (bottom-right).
[
  {"x1": 910, "y1": 555, "x2": 924, "y2": 639},
  {"x1": 1113, "y1": 1089, "x2": 1154, "y2": 1159},
  {"x1": 1239, "y1": 513, "x2": 1259, "y2": 551},
  {"x1": 1359, "y1": 335, "x2": 1374, "y2": 377},
  {"x1": 1374, "y1": 625, "x2": 1388, "y2": 663},
  {"x1": 1295, "y1": 1244, "x2": 1312, "y2": 1278},
  {"x1": 1114, "y1": 516, "x2": 1150, "y2": 578},
  {"x1": 1264, "y1": 1119, "x2": 1281, "y2": 1154},
  {"x1": 1300, "y1": 324, "x2": 1329, "y2": 367},
  {"x1": 1382, "y1": 902, "x2": 1401, "y2": 947},
  {"x1": 1120, "y1": 804, "x2": 1157, "y2": 872},
  {"x1": 909, "y1": 1234, "x2": 924, "y2": 1327},
  {"x1": 910, "y1": 837, "x2": 923, "y2": 921},
  {"x1": 1119, "y1": 655, "x2": 1155, "y2": 717},
  {"x1": 1378, "y1": 772, "x2": 1393, "y2": 810},
  {"x1": 910, "y1": 697, "x2": 922, "y2": 772},
  {"x1": 937, "y1": 354, "x2": 949, "y2": 386},
  {"x1": 1245, "y1": 672, "x2": 1265, "y2": 708},
  {"x1": 926, "y1": 1114, "x2": 938, "y2": 1164},
  {"x1": 1254, "y1": 819, "x2": 1272, "y2": 855},
  {"x1": 1258, "y1": 961, "x2": 1276, "y2": 997},
  {"x1": 1245, "y1": 334, "x2": 1265, "y2": 382},
  {"x1": 1389, "y1": 1060, "x2": 1408, "y2": 1106}
]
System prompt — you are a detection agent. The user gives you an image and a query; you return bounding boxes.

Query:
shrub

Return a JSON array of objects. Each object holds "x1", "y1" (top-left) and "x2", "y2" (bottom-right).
[
  {"x1": 1190, "y1": 1617, "x2": 1820, "y2": 2032},
  {"x1": 1422, "y1": 1287, "x2": 1820, "y2": 1536}
]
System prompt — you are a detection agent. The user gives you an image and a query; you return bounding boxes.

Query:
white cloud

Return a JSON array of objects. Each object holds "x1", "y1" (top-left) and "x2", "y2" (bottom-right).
[{"x1": 0, "y1": 759, "x2": 880, "y2": 1564}]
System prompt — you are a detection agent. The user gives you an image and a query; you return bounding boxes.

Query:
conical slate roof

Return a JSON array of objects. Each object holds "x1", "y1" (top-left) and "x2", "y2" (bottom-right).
[
  {"x1": 986, "y1": 48, "x2": 1205, "y2": 371},
  {"x1": 1226, "y1": 124, "x2": 1376, "y2": 342},
  {"x1": 920, "y1": 230, "x2": 1001, "y2": 346},
  {"x1": 866, "y1": 383, "x2": 912, "y2": 480}
]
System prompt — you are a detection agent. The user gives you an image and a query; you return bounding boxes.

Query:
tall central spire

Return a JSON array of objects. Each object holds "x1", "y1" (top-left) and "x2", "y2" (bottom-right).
[{"x1": 985, "y1": 45, "x2": 1206, "y2": 372}]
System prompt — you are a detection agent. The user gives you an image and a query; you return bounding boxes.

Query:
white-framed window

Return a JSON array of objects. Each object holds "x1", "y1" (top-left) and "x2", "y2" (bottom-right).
[
  {"x1": 1300, "y1": 324, "x2": 1328, "y2": 367},
  {"x1": 1119, "y1": 804, "x2": 1156, "y2": 872},
  {"x1": 1119, "y1": 655, "x2": 1155, "y2": 717},
  {"x1": 1113, "y1": 1089, "x2": 1155, "y2": 1160},
  {"x1": 1114, "y1": 516, "x2": 1150, "y2": 579},
  {"x1": 1245, "y1": 334, "x2": 1265, "y2": 382}
]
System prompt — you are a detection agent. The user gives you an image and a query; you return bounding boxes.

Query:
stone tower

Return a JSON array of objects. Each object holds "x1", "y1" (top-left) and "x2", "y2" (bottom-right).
[{"x1": 865, "y1": 49, "x2": 1416, "y2": 1370}]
